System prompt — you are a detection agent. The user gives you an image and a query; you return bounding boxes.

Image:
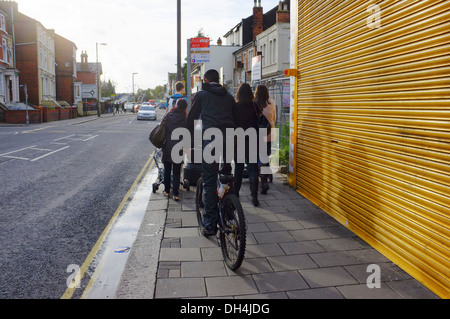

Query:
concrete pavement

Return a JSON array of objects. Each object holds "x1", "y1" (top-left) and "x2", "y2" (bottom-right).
[{"x1": 115, "y1": 172, "x2": 439, "y2": 299}]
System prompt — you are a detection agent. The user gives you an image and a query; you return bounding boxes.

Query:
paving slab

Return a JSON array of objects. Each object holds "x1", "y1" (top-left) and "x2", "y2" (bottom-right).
[
  {"x1": 121, "y1": 171, "x2": 440, "y2": 299},
  {"x1": 299, "y1": 267, "x2": 358, "y2": 288},
  {"x1": 205, "y1": 275, "x2": 259, "y2": 297},
  {"x1": 159, "y1": 247, "x2": 201, "y2": 262},
  {"x1": 253, "y1": 271, "x2": 309, "y2": 293},
  {"x1": 155, "y1": 278, "x2": 206, "y2": 298}
]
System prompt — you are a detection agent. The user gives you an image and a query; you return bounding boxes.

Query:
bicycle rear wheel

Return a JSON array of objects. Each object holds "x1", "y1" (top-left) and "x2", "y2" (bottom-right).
[
  {"x1": 219, "y1": 194, "x2": 246, "y2": 270},
  {"x1": 195, "y1": 177, "x2": 204, "y2": 229}
]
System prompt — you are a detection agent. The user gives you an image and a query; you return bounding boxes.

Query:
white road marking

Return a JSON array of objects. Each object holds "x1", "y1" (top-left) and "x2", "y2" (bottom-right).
[{"x1": 30, "y1": 146, "x2": 71, "y2": 162}]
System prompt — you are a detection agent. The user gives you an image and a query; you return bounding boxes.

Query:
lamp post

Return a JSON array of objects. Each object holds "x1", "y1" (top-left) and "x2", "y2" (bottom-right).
[
  {"x1": 132, "y1": 72, "x2": 138, "y2": 97},
  {"x1": 132, "y1": 72, "x2": 138, "y2": 112},
  {"x1": 177, "y1": 0, "x2": 182, "y2": 81},
  {"x1": 96, "y1": 42, "x2": 107, "y2": 117},
  {"x1": 19, "y1": 84, "x2": 29, "y2": 125}
]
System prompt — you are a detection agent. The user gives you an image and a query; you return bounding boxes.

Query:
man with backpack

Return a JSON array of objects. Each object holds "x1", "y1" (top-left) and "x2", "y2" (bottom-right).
[{"x1": 166, "y1": 81, "x2": 187, "y2": 113}]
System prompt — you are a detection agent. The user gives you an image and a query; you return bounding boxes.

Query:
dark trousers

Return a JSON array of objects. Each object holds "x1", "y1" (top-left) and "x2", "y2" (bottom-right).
[
  {"x1": 163, "y1": 161, "x2": 181, "y2": 196},
  {"x1": 202, "y1": 134, "x2": 232, "y2": 231},
  {"x1": 260, "y1": 141, "x2": 272, "y2": 192},
  {"x1": 234, "y1": 162, "x2": 258, "y2": 195}
]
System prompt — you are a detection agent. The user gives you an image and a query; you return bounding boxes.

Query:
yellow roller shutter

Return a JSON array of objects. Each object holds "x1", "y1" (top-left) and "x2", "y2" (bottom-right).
[{"x1": 295, "y1": 0, "x2": 449, "y2": 298}]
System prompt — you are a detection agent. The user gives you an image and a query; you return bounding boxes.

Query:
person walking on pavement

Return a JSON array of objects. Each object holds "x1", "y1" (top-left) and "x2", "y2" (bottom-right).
[
  {"x1": 254, "y1": 84, "x2": 276, "y2": 195},
  {"x1": 233, "y1": 83, "x2": 260, "y2": 207},
  {"x1": 167, "y1": 81, "x2": 187, "y2": 113},
  {"x1": 187, "y1": 69, "x2": 238, "y2": 237},
  {"x1": 162, "y1": 98, "x2": 188, "y2": 201}
]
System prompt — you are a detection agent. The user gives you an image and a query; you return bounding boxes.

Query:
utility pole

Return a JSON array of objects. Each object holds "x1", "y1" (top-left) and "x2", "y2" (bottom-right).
[
  {"x1": 96, "y1": 42, "x2": 107, "y2": 117},
  {"x1": 187, "y1": 39, "x2": 191, "y2": 111},
  {"x1": 177, "y1": 0, "x2": 182, "y2": 81}
]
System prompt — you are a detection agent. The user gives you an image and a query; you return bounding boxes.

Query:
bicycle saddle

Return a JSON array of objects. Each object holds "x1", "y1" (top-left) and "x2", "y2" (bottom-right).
[{"x1": 219, "y1": 174, "x2": 234, "y2": 184}]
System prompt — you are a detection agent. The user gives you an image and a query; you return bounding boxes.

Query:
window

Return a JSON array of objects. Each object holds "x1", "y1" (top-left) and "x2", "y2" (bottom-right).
[
  {"x1": 0, "y1": 75, "x2": 4, "y2": 95},
  {"x1": 40, "y1": 48, "x2": 44, "y2": 69},
  {"x1": 1, "y1": 37, "x2": 6, "y2": 62},
  {"x1": 273, "y1": 39, "x2": 277, "y2": 64},
  {"x1": 269, "y1": 40, "x2": 273, "y2": 64},
  {"x1": 0, "y1": 14, "x2": 5, "y2": 31},
  {"x1": 263, "y1": 44, "x2": 266, "y2": 66}
]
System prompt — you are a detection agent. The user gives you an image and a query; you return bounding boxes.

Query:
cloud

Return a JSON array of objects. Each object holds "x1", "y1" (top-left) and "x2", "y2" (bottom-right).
[{"x1": 15, "y1": 0, "x2": 283, "y2": 92}]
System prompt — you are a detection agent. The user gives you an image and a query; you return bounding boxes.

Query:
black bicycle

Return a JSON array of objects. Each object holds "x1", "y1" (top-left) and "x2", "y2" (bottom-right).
[{"x1": 196, "y1": 174, "x2": 246, "y2": 270}]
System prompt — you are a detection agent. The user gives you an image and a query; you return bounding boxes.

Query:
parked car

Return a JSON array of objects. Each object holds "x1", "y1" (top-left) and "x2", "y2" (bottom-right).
[
  {"x1": 125, "y1": 102, "x2": 135, "y2": 112},
  {"x1": 137, "y1": 105, "x2": 157, "y2": 120},
  {"x1": 158, "y1": 100, "x2": 167, "y2": 109}
]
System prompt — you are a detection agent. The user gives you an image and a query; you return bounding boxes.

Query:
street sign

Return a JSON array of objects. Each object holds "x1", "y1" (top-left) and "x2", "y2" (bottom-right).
[
  {"x1": 190, "y1": 37, "x2": 210, "y2": 48},
  {"x1": 190, "y1": 37, "x2": 210, "y2": 63},
  {"x1": 251, "y1": 55, "x2": 262, "y2": 81},
  {"x1": 82, "y1": 84, "x2": 98, "y2": 99}
]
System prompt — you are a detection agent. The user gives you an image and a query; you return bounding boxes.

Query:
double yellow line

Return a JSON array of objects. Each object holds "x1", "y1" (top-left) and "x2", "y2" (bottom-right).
[{"x1": 61, "y1": 151, "x2": 155, "y2": 299}]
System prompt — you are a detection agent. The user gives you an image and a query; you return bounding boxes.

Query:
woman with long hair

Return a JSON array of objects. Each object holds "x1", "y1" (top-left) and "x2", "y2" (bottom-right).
[
  {"x1": 234, "y1": 83, "x2": 260, "y2": 206},
  {"x1": 254, "y1": 84, "x2": 276, "y2": 195}
]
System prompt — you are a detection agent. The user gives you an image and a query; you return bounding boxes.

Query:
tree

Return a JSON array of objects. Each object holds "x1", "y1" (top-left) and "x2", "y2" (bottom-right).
[{"x1": 101, "y1": 79, "x2": 117, "y2": 97}]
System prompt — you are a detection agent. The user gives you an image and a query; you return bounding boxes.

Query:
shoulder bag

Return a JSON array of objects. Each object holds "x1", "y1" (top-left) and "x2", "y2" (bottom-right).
[
  {"x1": 149, "y1": 113, "x2": 169, "y2": 148},
  {"x1": 253, "y1": 102, "x2": 271, "y2": 135}
]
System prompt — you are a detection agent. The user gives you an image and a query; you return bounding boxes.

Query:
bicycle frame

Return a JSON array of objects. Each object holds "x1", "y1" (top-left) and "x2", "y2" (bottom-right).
[{"x1": 196, "y1": 174, "x2": 246, "y2": 270}]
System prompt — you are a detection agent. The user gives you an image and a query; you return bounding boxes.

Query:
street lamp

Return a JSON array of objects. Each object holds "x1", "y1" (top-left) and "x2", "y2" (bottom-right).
[
  {"x1": 96, "y1": 42, "x2": 107, "y2": 117},
  {"x1": 19, "y1": 84, "x2": 29, "y2": 125},
  {"x1": 132, "y1": 72, "x2": 138, "y2": 96},
  {"x1": 132, "y1": 73, "x2": 138, "y2": 112},
  {"x1": 177, "y1": 0, "x2": 182, "y2": 81}
]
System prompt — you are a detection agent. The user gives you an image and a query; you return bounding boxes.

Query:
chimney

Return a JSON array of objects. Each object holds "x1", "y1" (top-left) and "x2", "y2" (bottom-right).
[
  {"x1": 81, "y1": 51, "x2": 88, "y2": 70},
  {"x1": 253, "y1": 0, "x2": 263, "y2": 40},
  {"x1": 276, "y1": 1, "x2": 290, "y2": 23}
]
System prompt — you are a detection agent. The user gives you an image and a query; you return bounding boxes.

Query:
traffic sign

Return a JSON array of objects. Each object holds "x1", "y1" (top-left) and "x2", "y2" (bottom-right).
[
  {"x1": 190, "y1": 38, "x2": 210, "y2": 63},
  {"x1": 190, "y1": 37, "x2": 210, "y2": 48}
]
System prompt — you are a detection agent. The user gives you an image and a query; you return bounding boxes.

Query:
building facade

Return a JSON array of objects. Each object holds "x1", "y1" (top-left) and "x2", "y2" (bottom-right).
[
  {"x1": 225, "y1": 0, "x2": 290, "y2": 88},
  {"x1": 256, "y1": 1, "x2": 290, "y2": 80},
  {"x1": 11, "y1": 8, "x2": 56, "y2": 106},
  {"x1": 0, "y1": 5, "x2": 19, "y2": 104},
  {"x1": 190, "y1": 44, "x2": 240, "y2": 93},
  {"x1": 76, "y1": 51, "x2": 102, "y2": 110},
  {"x1": 55, "y1": 34, "x2": 77, "y2": 106}
]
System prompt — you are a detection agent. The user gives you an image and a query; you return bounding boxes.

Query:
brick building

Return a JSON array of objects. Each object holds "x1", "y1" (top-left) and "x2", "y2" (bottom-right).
[
  {"x1": 76, "y1": 51, "x2": 102, "y2": 110},
  {"x1": 0, "y1": 0, "x2": 57, "y2": 107},
  {"x1": 55, "y1": 34, "x2": 77, "y2": 105},
  {"x1": 224, "y1": 0, "x2": 290, "y2": 87},
  {"x1": 0, "y1": 5, "x2": 19, "y2": 104}
]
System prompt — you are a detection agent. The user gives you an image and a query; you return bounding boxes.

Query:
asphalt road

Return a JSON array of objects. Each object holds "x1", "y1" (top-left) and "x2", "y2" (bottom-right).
[{"x1": 0, "y1": 111, "x2": 161, "y2": 299}]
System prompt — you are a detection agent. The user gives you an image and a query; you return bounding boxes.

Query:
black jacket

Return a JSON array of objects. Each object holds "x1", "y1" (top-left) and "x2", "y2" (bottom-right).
[
  {"x1": 236, "y1": 101, "x2": 258, "y2": 131},
  {"x1": 235, "y1": 101, "x2": 259, "y2": 160},
  {"x1": 161, "y1": 110, "x2": 187, "y2": 163},
  {"x1": 187, "y1": 82, "x2": 238, "y2": 134}
]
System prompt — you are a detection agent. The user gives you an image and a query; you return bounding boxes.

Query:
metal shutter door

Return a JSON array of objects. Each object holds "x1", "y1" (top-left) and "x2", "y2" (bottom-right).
[{"x1": 296, "y1": 0, "x2": 449, "y2": 298}]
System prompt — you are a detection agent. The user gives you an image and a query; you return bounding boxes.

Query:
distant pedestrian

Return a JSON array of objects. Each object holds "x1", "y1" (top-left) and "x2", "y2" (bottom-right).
[
  {"x1": 233, "y1": 83, "x2": 260, "y2": 207},
  {"x1": 161, "y1": 98, "x2": 188, "y2": 201},
  {"x1": 254, "y1": 84, "x2": 276, "y2": 195}
]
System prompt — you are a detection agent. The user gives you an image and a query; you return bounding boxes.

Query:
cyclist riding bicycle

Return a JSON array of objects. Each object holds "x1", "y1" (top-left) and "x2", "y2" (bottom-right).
[{"x1": 187, "y1": 69, "x2": 238, "y2": 237}]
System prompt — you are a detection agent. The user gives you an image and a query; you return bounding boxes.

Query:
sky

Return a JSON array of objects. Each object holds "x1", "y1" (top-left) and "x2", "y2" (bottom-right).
[{"x1": 15, "y1": 0, "x2": 283, "y2": 93}]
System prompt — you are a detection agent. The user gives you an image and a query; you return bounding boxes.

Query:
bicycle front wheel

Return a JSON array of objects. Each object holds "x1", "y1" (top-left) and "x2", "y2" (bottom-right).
[
  {"x1": 219, "y1": 194, "x2": 246, "y2": 270},
  {"x1": 195, "y1": 177, "x2": 204, "y2": 229}
]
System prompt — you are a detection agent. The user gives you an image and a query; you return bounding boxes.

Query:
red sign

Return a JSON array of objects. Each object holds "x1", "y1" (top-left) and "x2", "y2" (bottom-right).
[{"x1": 190, "y1": 37, "x2": 210, "y2": 48}]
